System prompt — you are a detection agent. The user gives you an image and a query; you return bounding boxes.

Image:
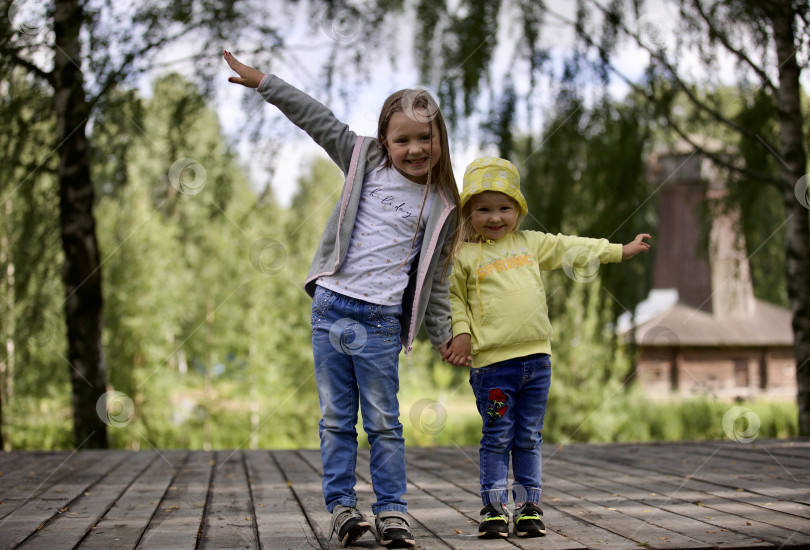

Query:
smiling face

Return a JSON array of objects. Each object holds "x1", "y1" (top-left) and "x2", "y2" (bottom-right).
[
  {"x1": 468, "y1": 191, "x2": 519, "y2": 240},
  {"x1": 384, "y1": 112, "x2": 442, "y2": 184}
]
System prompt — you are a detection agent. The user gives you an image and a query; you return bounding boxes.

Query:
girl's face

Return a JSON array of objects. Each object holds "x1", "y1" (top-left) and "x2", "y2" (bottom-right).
[
  {"x1": 468, "y1": 191, "x2": 518, "y2": 240},
  {"x1": 384, "y1": 112, "x2": 442, "y2": 184}
]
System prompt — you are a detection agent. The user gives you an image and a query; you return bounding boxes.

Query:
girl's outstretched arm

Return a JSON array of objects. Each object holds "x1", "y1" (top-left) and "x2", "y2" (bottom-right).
[
  {"x1": 223, "y1": 50, "x2": 263, "y2": 88},
  {"x1": 223, "y1": 50, "x2": 358, "y2": 173},
  {"x1": 622, "y1": 233, "x2": 652, "y2": 260}
]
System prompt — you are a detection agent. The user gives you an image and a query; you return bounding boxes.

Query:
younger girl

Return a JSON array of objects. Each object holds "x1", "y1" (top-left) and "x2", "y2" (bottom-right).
[
  {"x1": 224, "y1": 51, "x2": 460, "y2": 548},
  {"x1": 444, "y1": 157, "x2": 650, "y2": 538}
]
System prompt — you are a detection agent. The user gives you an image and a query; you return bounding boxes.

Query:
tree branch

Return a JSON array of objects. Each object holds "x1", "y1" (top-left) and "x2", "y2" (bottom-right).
[
  {"x1": 543, "y1": 4, "x2": 782, "y2": 187},
  {"x1": 691, "y1": 0, "x2": 776, "y2": 91},
  {"x1": 87, "y1": 25, "x2": 201, "y2": 111},
  {"x1": 0, "y1": 45, "x2": 53, "y2": 86},
  {"x1": 549, "y1": 0, "x2": 783, "y2": 166}
]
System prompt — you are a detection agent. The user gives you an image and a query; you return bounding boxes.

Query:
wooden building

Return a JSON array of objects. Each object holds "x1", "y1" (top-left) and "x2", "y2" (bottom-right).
[{"x1": 626, "y1": 150, "x2": 795, "y2": 400}]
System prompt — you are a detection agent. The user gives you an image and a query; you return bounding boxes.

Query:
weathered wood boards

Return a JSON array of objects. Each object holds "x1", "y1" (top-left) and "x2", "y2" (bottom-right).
[{"x1": 0, "y1": 439, "x2": 806, "y2": 549}]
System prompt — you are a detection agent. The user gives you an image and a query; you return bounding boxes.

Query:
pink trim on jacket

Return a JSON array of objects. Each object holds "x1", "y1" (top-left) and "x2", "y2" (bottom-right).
[
  {"x1": 333, "y1": 137, "x2": 365, "y2": 271},
  {"x1": 404, "y1": 185, "x2": 453, "y2": 354},
  {"x1": 304, "y1": 136, "x2": 365, "y2": 287}
]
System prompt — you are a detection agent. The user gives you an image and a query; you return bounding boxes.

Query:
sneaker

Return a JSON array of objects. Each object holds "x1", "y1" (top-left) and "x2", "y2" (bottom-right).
[
  {"x1": 330, "y1": 505, "x2": 371, "y2": 547},
  {"x1": 375, "y1": 511, "x2": 415, "y2": 548},
  {"x1": 478, "y1": 502, "x2": 508, "y2": 538},
  {"x1": 514, "y1": 502, "x2": 546, "y2": 537}
]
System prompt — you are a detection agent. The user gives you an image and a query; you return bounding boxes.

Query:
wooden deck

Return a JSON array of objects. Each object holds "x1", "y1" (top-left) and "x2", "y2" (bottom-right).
[{"x1": 0, "y1": 439, "x2": 808, "y2": 549}]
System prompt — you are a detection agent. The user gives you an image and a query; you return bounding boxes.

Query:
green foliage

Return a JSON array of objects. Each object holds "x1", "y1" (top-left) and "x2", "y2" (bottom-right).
[
  {"x1": 542, "y1": 278, "x2": 639, "y2": 443},
  {"x1": 516, "y1": 92, "x2": 656, "y2": 333},
  {"x1": 732, "y1": 89, "x2": 789, "y2": 307},
  {"x1": 1, "y1": 72, "x2": 333, "y2": 451},
  {"x1": 616, "y1": 399, "x2": 798, "y2": 442},
  {"x1": 0, "y1": 70, "x2": 68, "y2": 449},
  {"x1": 4, "y1": 65, "x2": 800, "y2": 450}
]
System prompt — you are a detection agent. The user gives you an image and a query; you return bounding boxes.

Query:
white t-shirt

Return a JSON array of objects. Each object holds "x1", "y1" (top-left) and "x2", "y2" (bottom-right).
[{"x1": 318, "y1": 165, "x2": 434, "y2": 305}]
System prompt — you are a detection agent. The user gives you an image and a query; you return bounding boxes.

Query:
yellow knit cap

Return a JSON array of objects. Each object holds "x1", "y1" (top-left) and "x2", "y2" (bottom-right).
[{"x1": 460, "y1": 157, "x2": 528, "y2": 215}]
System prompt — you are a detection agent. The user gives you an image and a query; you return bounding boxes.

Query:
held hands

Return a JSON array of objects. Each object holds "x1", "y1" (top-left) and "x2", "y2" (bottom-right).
[
  {"x1": 223, "y1": 50, "x2": 264, "y2": 88},
  {"x1": 622, "y1": 233, "x2": 652, "y2": 260},
  {"x1": 442, "y1": 334, "x2": 472, "y2": 367}
]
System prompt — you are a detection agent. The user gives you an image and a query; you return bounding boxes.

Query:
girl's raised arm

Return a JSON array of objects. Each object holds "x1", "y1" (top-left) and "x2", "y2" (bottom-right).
[
  {"x1": 223, "y1": 51, "x2": 263, "y2": 89},
  {"x1": 222, "y1": 50, "x2": 359, "y2": 174}
]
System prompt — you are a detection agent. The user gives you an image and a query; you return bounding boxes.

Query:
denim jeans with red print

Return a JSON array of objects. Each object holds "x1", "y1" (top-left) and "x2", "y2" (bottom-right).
[{"x1": 469, "y1": 353, "x2": 551, "y2": 506}]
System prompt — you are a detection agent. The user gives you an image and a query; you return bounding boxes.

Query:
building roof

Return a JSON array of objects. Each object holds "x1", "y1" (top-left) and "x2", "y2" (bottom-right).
[{"x1": 630, "y1": 298, "x2": 794, "y2": 347}]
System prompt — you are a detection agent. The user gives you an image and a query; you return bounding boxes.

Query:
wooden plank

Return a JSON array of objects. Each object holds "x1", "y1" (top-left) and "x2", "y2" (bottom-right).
[
  {"x1": 566, "y1": 443, "x2": 810, "y2": 512},
  {"x1": 0, "y1": 439, "x2": 807, "y2": 549},
  {"x1": 198, "y1": 450, "x2": 259, "y2": 549},
  {"x1": 0, "y1": 452, "x2": 82, "y2": 501},
  {"x1": 77, "y1": 450, "x2": 187, "y2": 549},
  {"x1": 13, "y1": 451, "x2": 156, "y2": 550},
  {"x1": 0, "y1": 450, "x2": 131, "y2": 550},
  {"x1": 404, "y1": 447, "x2": 586, "y2": 550},
  {"x1": 0, "y1": 451, "x2": 129, "y2": 522},
  {"x1": 659, "y1": 442, "x2": 810, "y2": 493},
  {"x1": 137, "y1": 450, "x2": 215, "y2": 550},
  {"x1": 666, "y1": 442, "x2": 810, "y2": 501},
  {"x1": 552, "y1": 474, "x2": 723, "y2": 548},
  {"x1": 350, "y1": 450, "x2": 451, "y2": 550},
  {"x1": 244, "y1": 449, "x2": 321, "y2": 550},
  {"x1": 287, "y1": 449, "x2": 378, "y2": 550},
  {"x1": 426, "y1": 445, "x2": 680, "y2": 548},
  {"x1": 0, "y1": 453, "x2": 80, "y2": 522},
  {"x1": 420, "y1": 445, "x2": 648, "y2": 548},
  {"x1": 552, "y1": 447, "x2": 810, "y2": 547},
  {"x1": 548, "y1": 455, "x2": 774, "y2": 549},
  {"x1": 375, "y1": 447, "x2": 513, "y2": 550}
]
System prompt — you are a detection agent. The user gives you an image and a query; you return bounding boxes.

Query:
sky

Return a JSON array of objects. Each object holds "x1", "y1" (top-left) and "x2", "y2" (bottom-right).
[
  {"x1": 208, "y1": 0, "x2": 645, "y2": 207},
  {"x1": 11, "y1": 0, "x2": 795, "y2": 208}
]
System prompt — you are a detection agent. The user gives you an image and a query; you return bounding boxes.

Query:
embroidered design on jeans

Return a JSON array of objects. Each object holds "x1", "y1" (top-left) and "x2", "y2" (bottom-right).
[{"x1": 486, "y1": 388, "x2": 508, "y2": 425}]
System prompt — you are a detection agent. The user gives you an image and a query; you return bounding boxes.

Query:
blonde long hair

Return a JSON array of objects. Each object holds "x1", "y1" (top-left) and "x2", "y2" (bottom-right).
[{"x1": 376, "y1": 89, "x2": 461, "y2": 278}]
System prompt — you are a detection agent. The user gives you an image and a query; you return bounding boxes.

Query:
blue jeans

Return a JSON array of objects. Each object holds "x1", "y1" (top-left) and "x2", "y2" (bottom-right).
[
  {"x1": 469, "y1": 353, "x2": 552, "y2": 506},
  {"x1": 311, "y1": 286, "x2": 407, "y2": 515}
]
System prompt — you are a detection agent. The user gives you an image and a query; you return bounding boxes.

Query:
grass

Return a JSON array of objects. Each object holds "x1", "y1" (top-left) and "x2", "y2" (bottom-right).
[{"x1": 4, "y1": 389, "x2": 799, "y2": 450}]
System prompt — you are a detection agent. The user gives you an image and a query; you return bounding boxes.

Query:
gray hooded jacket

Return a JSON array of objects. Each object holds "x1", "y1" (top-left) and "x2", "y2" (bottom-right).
[{"x1": 258, "y1": 74, "x2": 456, "y2": 353}]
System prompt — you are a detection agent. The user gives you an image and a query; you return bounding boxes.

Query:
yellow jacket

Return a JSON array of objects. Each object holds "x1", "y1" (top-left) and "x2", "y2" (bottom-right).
[{"x1": 450, "y1": 231, "x2": 622, "y2": 368}]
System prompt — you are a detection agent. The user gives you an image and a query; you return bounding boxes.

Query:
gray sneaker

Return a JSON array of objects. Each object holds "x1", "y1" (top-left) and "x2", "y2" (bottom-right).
[
  {"x1": 375, "y1": 511, "x2": 415, "y2": 548},
  {"x1": 330, "y1": 505, "x2": 371, "y2": 547}
]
